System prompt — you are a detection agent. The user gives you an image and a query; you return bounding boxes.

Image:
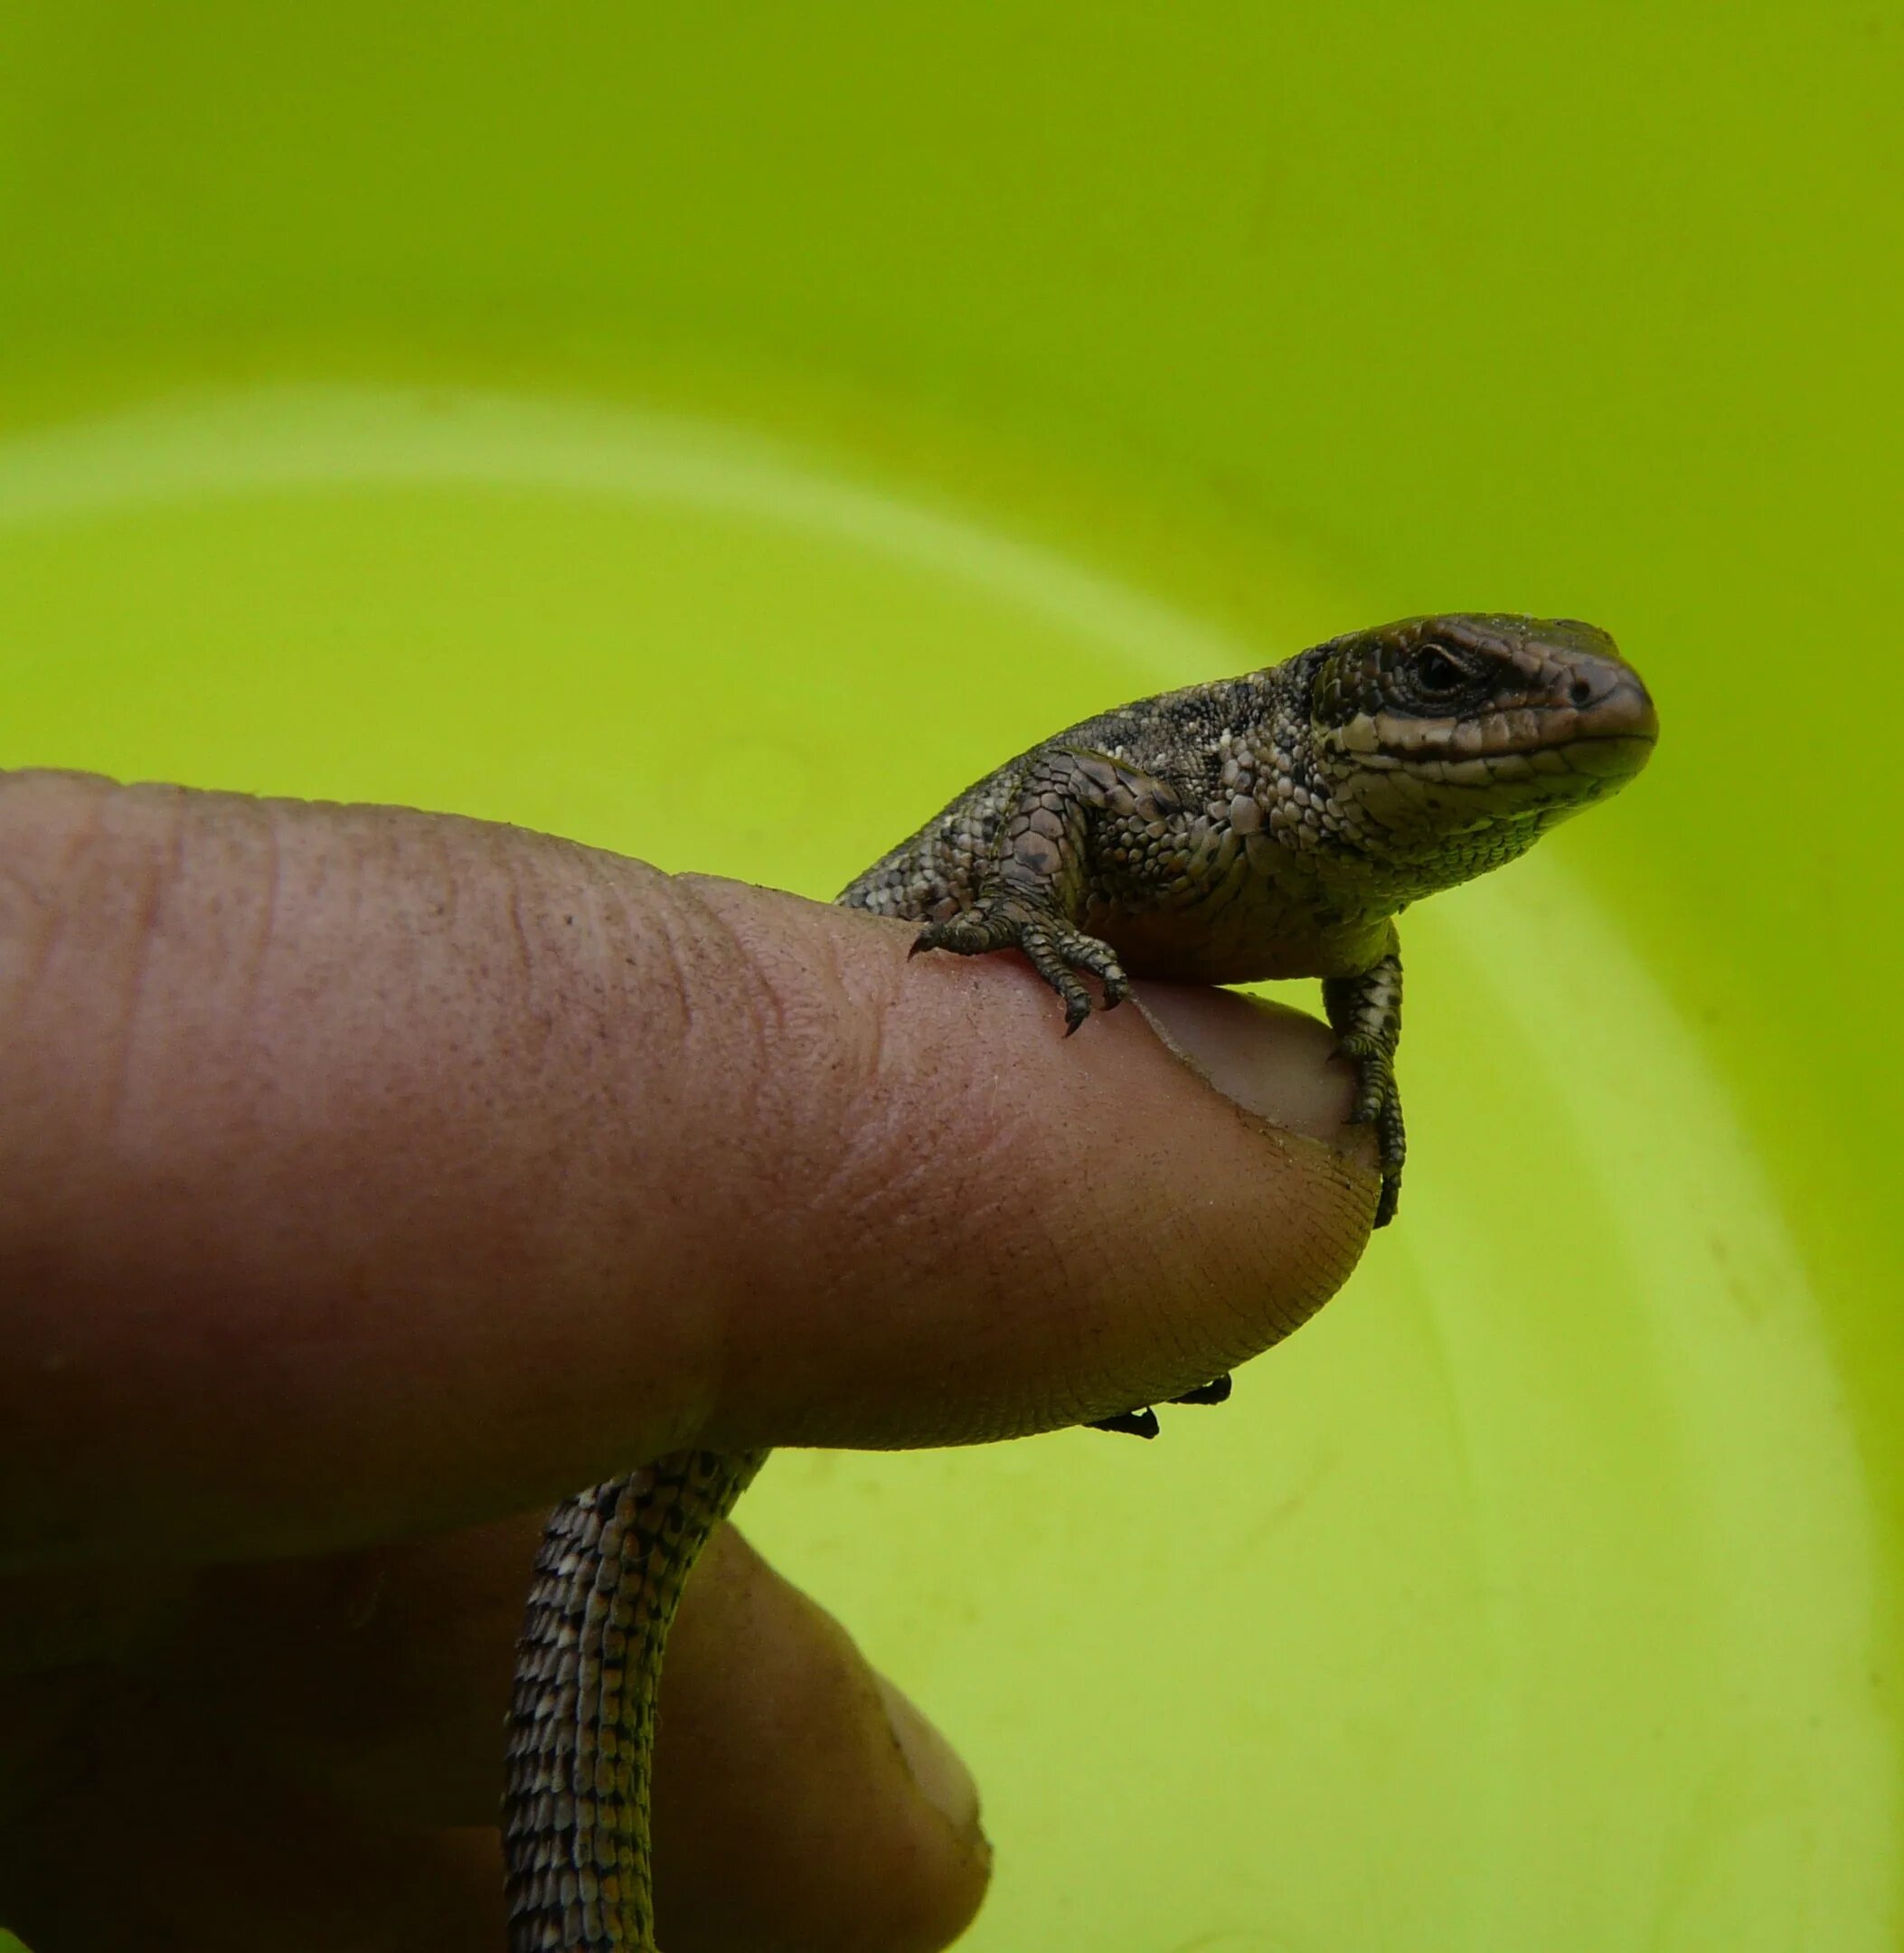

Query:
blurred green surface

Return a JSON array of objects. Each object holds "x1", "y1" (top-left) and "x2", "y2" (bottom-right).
[{"x1": 1, "y1": 5, "x2": 1897, "y2": 1949}]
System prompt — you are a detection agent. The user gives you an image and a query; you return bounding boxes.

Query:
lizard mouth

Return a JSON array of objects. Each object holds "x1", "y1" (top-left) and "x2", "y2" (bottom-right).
[
  {"x1": 1390, "y1": 675, "x2": 1659, "y2": 767},
  {"x1": 1370, "y1": 711, "x2": 1657, "y2": 771},
  {"x1": 1359, "y1": 664, "x2": 1659, "y2": 760},
  {"x1": 1552, "y1": 725, "x2": 1658, "y2": 778}
]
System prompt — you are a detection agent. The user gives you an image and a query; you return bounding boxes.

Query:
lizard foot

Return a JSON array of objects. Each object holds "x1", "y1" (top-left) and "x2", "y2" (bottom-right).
[
  {"x1": 912, "y1": 894, "x2": 1128, "y2": 1034},
  {"x1": 1088, "y1": 1407, "x2": 1160, "y2": 1439},
  {"x1": 1336, "y1": 1035, "x2": 1407, "y2": 1228},
  {"x1": 1324, "y1": 950, "x2": 1407, "y2": 1229},
  {"x1": 1087, "y1": 1376, "x2": 1231, "y2": 1438}
]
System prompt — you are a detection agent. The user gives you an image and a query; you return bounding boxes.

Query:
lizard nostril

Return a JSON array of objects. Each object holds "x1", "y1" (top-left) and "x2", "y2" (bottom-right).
[{"x1": 1569, "y1": 677, "x2": 1595, "y2": 708}]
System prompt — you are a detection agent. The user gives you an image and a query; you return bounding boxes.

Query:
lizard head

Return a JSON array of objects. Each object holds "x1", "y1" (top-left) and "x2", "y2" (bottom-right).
[{"x1": 1301, "y1": 613, "x2": 1657, "y2": 892}]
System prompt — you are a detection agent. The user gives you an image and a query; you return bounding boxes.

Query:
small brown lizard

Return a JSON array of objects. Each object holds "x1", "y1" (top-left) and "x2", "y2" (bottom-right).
[{"x1": 503, "y1": 612, "x2": 1658, "y2": 1949}]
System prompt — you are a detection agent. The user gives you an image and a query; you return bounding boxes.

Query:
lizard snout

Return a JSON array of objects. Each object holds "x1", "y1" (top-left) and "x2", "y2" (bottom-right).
[{"x1": 1555, "y1": 659, "x2": 1658, "y2": 743}]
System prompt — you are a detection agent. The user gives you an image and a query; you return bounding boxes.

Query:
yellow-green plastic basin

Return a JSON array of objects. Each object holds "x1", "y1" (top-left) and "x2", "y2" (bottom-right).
[{"x1": 3, "y1": 7, "x2": 1898, "y2": 1948}]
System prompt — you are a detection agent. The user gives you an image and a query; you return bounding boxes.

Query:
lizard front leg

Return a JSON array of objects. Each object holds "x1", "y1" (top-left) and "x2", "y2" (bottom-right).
[
  {"x1": 911, "y1": 746, "x2": 1177, "y2": 1033},
  {"x1": 1323, "y1": 932, "x2": 1406, "y2": 1228}
]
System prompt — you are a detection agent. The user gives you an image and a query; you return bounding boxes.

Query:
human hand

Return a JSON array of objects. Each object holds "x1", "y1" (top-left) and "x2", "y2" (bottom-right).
[{"x1": 0, "y1": 770, "x2": 1381, "y2": 1951}]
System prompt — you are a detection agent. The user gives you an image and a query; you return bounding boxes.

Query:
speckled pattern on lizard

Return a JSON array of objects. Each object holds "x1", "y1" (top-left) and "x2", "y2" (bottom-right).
[{"x1": 502, "y1": 612, "x2": 1658, "y2": 1950}]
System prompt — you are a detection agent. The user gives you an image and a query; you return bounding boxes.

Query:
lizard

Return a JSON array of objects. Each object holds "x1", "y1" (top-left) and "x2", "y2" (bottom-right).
[{"x1": 502, "y1": 611, "x2": 1658, "y2": 1950}]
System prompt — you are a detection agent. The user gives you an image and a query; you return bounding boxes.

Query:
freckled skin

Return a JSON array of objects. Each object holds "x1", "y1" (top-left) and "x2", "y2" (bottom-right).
[
  {"x1": 504, "y1": 612, "x2": 1657, "y2": 1951},
  {"x1": 844, "y1": 611, "x2": 1658, "y2": 1227}
]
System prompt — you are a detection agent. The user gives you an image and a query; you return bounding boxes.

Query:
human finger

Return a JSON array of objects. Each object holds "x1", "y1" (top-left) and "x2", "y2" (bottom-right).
[
  {"x1": 2, "y1": 1514, "x2": 986, "y2": 1953},
  {"x1": 0, "y1": 772, "x2": 1379, "y2": 1567}
]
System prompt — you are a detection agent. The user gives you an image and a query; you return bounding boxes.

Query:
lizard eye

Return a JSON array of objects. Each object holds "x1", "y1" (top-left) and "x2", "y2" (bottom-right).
[{"x1": 1409, "y1": 645, "x2": 1467, "y2": 697}]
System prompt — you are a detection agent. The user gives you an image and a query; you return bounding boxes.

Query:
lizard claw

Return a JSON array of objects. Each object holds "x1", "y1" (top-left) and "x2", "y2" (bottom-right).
[
  {"x1": 1334, "y1": 1036, "x2": 1406, "y2": 1225},
  {"x1": 912, "y1": 892, "x2": 1127, "y2": 1034},
  {"x1": 1371, "y1": 1097, "x2": 1406, "y2": 1227},
  {"x1": 1335, "y1": 1035, "x2": 1393, "y2": 1126}
]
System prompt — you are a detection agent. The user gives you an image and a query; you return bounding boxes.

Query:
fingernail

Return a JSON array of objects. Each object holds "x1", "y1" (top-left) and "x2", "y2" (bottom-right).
[
  {"x1": 876, "y1": 1672, "x2": 985, "y2": 1840},
  {"x1": 1130, "y1": 981, "x2": 1356, "y2": 1142}
]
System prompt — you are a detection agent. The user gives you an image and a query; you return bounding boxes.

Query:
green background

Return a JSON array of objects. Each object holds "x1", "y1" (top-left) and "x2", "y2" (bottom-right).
[{"x1": 2, "y1": 5, "x2": 1898, "y2": 1948}]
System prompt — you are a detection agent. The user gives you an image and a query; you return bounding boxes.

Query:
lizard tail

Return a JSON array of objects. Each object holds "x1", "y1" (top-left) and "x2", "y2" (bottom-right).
[{"x1": 504, "y1": 1448, "x2": 769, "y2": 1951}]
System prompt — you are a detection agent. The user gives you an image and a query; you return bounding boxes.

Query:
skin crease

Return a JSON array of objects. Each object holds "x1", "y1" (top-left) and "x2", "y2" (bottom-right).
[{"x1": 0, "y1": 770, "x2": 1381, "y2": 1952}]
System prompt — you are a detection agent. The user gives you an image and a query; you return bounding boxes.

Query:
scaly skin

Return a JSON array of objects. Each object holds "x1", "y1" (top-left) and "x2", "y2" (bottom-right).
[{"x1": 503, "y1": 613, "x2": 1658, "y2": 1950}]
